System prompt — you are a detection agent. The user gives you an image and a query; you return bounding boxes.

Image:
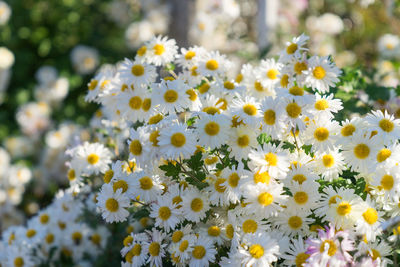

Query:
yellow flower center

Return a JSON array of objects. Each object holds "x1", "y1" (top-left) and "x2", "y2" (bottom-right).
[
  {"x1": 192, "y1": 245, "x2": 206, "y2": 259},
  {"x1": 132, "y1": 243, "x2": 142, "y2": 256},
  {"x1": 185, "y1": 51, "x2": 196, "y2": 60},
  {"x1": 104, "y1": 169, "x2": 114, "y2": 183},
  {"x1": 105, "y1": 198, "x2": 119, "y2": 212},
  {"x1": 242, "y1": 219, "x2": 258, "y2": 233},
  {"x1": 129, "y1": 140, "x2": 142, "y2": 155},
  {"x1": 322, "y1": 154, "x2": 335, "y2": 167},
  {"x1": 91, "y1": 233, "x2": 101, "y2": 245},
  {"x1": 264, "y1": 152, "x2": 278, "y2": 166},
  {"x1": 204, "y1": 121, "x2": 220, "y2": 136},
  {"x1": 286, "y1": 102, "x2": 301, "y2": 118},
  {"x1": 199, "y1": 83, "x2": 210, "y2": 94},
  {"x1": 170, "y1": 133, "x2": 186, "y2": 147},
  {"x1": 149, "y1": 130, "x2": 160, "y2": 147},
  {"x1": 313, "y1": 66, "x2": 326, "y2": 79},
  {"x1": 186, "y1": 89, "x2": 197, "y2": 101},
  {"x1": 158, "y1": 206, "x2": 171, "y2": 221},
  {"x1": 139, "y1": 176, "x2": 153, "y2": 190},
  {"x1": 208, "y1": 226, "x2": 221, "y2": 237},
  {"x1": 72, "y1": 232, "x2": 83, "y2": 244},
  {"x1": 328, "y1": 195, "x2": 342, "y2": 205},
  {"x1": 142, "y1": 98, "x2": 151, "y2": 111},
  {"x1": 191, "y1": 198, "x2": 203, "y2": 212},
  {"x1": 381, "y1": 174, "x2": 394, "y2": 190},
  {"x1": 137, "y1": 46, "x2": 147, "y2": 56},
  {"x1": 263, "y1": 109, "x2": 276, "y2": 125},
  {"x1": 249, "y1": 244, "x2": 264, "y2": 259},
  {"x1": 236, "y1": 73, "x2": 243, "y2": 83},
  {"x1": 320, "y1": 240, "x2": 337, "y2": 256},
  {"x1": 14, "y1": 257, "x2": 24, "y2": 267},
  {"x1": 228, "y1": 173, "x2": 240, "y2": 187},
  {"x1": 40, "y1": 214, "x2": 49, "y2": 224},
  {"x1": 294, "y1": 61, "x2": 307, "y2": 75},
  {"x1": 286, "y1": 43, "x2": 298, "y2": 54},
  {"x1": 131, "y1": 65, "x2": 144, "y2": 76},
  {"x1": 243, "y1": 104, "x2": 257, "y2": 116},
  {"x1": 214, "y1": 178, "x2": 226, "y2": 193},
  {"x1": 354, "y1": 144, "x2": 370, "y2": 159},
  {"x1": 341, "y1": 124, "x2": 356, "y2": 136},
  {"x1": 226, "y1": 224, "x2": 234, "y2": 239},
  {"x1": 153, "y1": 44, "x2": 165, "y2": 55},
  {"x1": 172, "y1": 231, "x2": 183, "y2": 243},
  {"x1": 237, "y1": 135, "x2": 250, "y2": 147},
  {"x1": 362, "y1": 208, "x2": 378, "y2": 225},
  {"x1": 281, "y1": 74, "x2": 289, "y2": 87},
  {"x1": 113, "y1": 180, "x2": 128, "y2": 193},
  {"x1": 288, "y1": 216, "x2": 303, "y2": 229},
  {"x1": 253, "y1": 171, "x2": 271, "y2": 184},
  {"x1": 206, "y1": 59, "x2": 219, "y2": 70},
  {"x1": 203, "y1": 106, "x2": 219, "y2": 115},
  {"x1": 129, "y1": 96, "x2": 142, "y2": 110},
  {"x1": 258, "y1": 192, "x2": 274, "y2": 206},
  {"x1": 377, "y1": 148, "x2": 391, "y2": 162},
  {"x1": 148, "y1": 114, "x2": 163, "y2": 125},
  {"x1": 314, "y1": 127, "x2": 329, "y2": 141},
  {"x1": 149, "y1": 242, "x2": 160, "y2": 256},
  {"x1": 289, "y1": 85, "x2": 304, "y2": 96},
  {"x1": 46, "y1": 233, "x2": 55, "y2": 244},
  {"x1": 370, "y1": 249, "x2": 381, "y2": 260},
  {"x1": 254, "y1": 81, "x2": 265, "y2": 92},
  {"x1": 295, "y1": 253, "x2": 310, "y2": 267},
  {"x1": 87, "y1": 154, "x2": 99, "y2": 165},
  {"x1": 123, "y1": 236, "x2": 133, "y2": 247},
  {"x1": 294, "y1": 192, "x2": 308, "y2": 204},
  {"x1": 164, "y1": 90, "x2": 178, "y2": 103},
  {"x1": 379, "y1": 118, "x2": 394, "y2": 132},
  {"x1": 315, "y1": 99, "x2": 329, "y2": 110},
  {"x1": 267, "y1": 69, "x2": 279, "y2": 80},
  {"x1": 223, "y1": 81, "x2": 235, "y2": 90},
  {"x1": 88, "y1": 79, "x2": 98, "y2": 90},
  {"x1": 26, "y1": 229, "x2": 36, "y2": 238},
  {"x1": 337, "y1": 202, "x2": 351, "y2": 216},
  {"x1": 179, "y1": 240, "x2": 189, "y2": 252},
  {"x1": 292, "y1": 174, "x2": 307, "y2": 184}
]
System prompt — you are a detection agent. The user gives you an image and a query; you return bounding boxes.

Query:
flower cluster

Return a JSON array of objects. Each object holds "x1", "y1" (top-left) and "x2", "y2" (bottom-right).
[{"x1": 2, "y1": 34, "x2": 400, "y2": 266}]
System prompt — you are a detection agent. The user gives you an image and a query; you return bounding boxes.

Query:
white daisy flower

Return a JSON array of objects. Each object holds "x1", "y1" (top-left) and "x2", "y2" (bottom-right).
[
  {"x1": 143, "y1": 229, "x2": 168, "y2": 267},
  {"x1": 230, "y1": 95, "x2": 261, "y2": 127},
  {"x1": 259, "y1": 96, "x2": 286, "y2": 139},
  {"x1": 97, "y1": 184, "x2": 130, "y2": 223},
  {"x1": 144, "y1": 35, "x2": 178, "y2": 66},
  {"x1": 152, "y1": 78, "x2": 192, "y2": 114},
  {"x1": 189, "y1": 236, "x2": 216, "y2": 267},
  {"x1": 312, "y1": 93, "x2": 343, "y2": 119},
  {"x1": 227, "y1": 124, "x2": 258, "y2": 160},
  {"x1": 127, "y1": 127, "x2": 151, "y2": 166},
  {"x1": 70, "y1": 142, "x2": 112, "y2": 176},
  {"x1": 158, "y1": 122, "x2": 196, "y2": 160},
  {"x1": 241, "y1": 64, "x2": 276, "y2": 98},
  {"x1": 131, "y1": 171, "x2": 163, "y2": 203},
  {"x1": 311, "y1": 149, "x2": 346, "y2": 181},
  {"x1": 197, "y1": 50, "x2": 231, "y2": 78},
  {"x1": 181, "y1": 188, "x2": 210, "y2": 223},
  {"x1": 196, "y1": 113, "x2": 230, "y2": 149},
  {"x1": 353, "y1": 196, "x2": 384, "y2": 242},
  {"x1": 371, "y1": 166, "x2": 400, "y2": 201},
  {"x1": 272, "y1": 204, "x2": 312, "y2": 237},
  {"x1": 365, "y1": 110, "x2": 400, "y2": 145},
  {"x1": 287, "y1": 180, "x2": 320, "y2": 211},
  {"x1": 150, "y1": 195, "x2": 181, "y2": 231},
  {"x1": 284, "y1": 164, "x2": 319, "y2": 185},
  {"x1": 119, "y1": 58, "x2": 157, "y2": 88},
  {"x1": 258, "y1": 58, "x2": 282, "y2": 90},
  {"x1": 280, "y1": 33, "x2": 309, "y2": 62},
  {"x1": 303, "y1": 56, "x2": 342, "y2": 93},
  {"x1": 171, "y1": 233, "x2": 197, "y2": 262},
  {"x1": 5, "y1": 246, "x2": 34, "y2": 267},
  {"x1": 248, "y1": 143, "x2": 290, "y2": 178},
  {"x1": 238, "y1": 232, "x2": 279, "y2": 267},
  {"x1": 304, "y1": 117, "x2": 339, "y2": 153},
  {"x1": 281, "y1": 236, "x2": 309, "y2": 267}
]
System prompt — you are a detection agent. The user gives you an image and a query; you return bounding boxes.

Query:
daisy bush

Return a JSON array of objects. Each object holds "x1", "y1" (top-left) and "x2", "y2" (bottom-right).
[{"x1": 3, "y1": 34, "x2": 400, "y2": 266}]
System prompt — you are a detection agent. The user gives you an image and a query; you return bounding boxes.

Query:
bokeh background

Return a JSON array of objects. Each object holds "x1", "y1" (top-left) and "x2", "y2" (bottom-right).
[{"x1": 1, "y1": 0, "x2": 400, "y2": 229}]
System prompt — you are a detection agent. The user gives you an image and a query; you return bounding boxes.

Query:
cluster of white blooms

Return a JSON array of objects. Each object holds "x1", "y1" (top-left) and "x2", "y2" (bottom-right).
[{"x1": 3, "y1": 34, "x2": 400, "y2": 266}]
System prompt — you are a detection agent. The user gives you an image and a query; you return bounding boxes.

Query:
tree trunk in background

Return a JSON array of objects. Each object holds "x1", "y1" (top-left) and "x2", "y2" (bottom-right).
[
  {"x1": 169, "y1": 0, "x2": 193, "y2": 48},
  {"x1": 258, "y1": 0, "x2": 279, "y2": 52}
]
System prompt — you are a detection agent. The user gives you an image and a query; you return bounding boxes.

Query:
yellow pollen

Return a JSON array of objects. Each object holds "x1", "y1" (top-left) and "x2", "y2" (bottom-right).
[
  {"x1": 137, "y1": 46, "x2": 147, "y2": 56},
  {"x1": 208, "y1": 226, "x2": 221, "y2": 237},
  {"x1": 149, "y1": 130, "x2": 160, "y2": 147},
  {"x1": 88, "y1": 79, "x2": 98, "y2": 90},
  {"x1": 295, "y1": 253, "x2": 310, "y2": 267},
  {"x1": 153, "y1": 44, "x2": 165, "y2": 55},
  {"x1": 281, "y1": 74, "x2": 289, "y2": 87},
  {"x1": 289, "y1": 85, "x2": 304, "y2": 96},
  {"x1": 363, "y1": 208, "x2": 378, "y2": 225},
  {"x1": 249, "y1": 244, "x2": 264, "y2": 259},
  {"x1": 87, "y1": 154, "x2": 99, "y2": 165},
  {"x1": 170, "y1": 133, "x2": 186, "y2": 147},
  {"x1": 288, "y1": 216, "x2": 303, "y2": 229},
  {"x1": 214, "y1": 178, "x2": 226, "y2": 193},
  {"x1": 267, "y1": 69, "x2": 279, "y2": 80},
  {"x1": 46, "y1": 233, "x2": 54, "y2": 244},
  {"x1": 139, "y1": 176, "x2": 153, "y2": 190},
  {"x1": 224, "y1": 81, "x2": 235, "y2": 90},
  {"x1": 314, "y1": 127, "x2": 329, "y2": 141},
  {"x1": 192, "y1": 246, "x2": 206, "y2": 259},
  {"x1": 322, "y1": 154, "x2": 335, "y2": 167},
  {"x1": 191, "y1": 66, "x2": 198, "y2": 76},
  {"x1": 337, "y1": 202, "x2": 351, "y2": 216},
  {"x1": 26, "y1": 229, "x2": 36, "y2": 238},
  {"x1": 228, "y1": 173, "x2": 239, "y2": 187},
  {"x1": 40, "y1": 214, "x2": 49, "y2": 224},
  {"x1": 131, "y1": 65, "x2": 144, "y2": 76},
  {"x1": 164, "y1": 90, "x2": 178, "y2": 103},
  {"x1": 142, "y1": 98, "x2": 151, "y2": 111},
  {"x1": 191, "y1": 198, "x2": 203, "y2": 212},
  {"x1": 294, "y1": 61, "x2": 307, "y2": 75},
  {"x1": 72, "y1": 232, "x2": 83, "y2": 244},
  {"x1": 91, "y1": 234, "x2": 101, "y2": 245},
  {"x1": 113, "y1": 180, "x2": 128, "y2": 193},
  {"x1": 258, "y1": 192, "x2": 274, "y2": 206},
  {"x1": 179, "y1": 240, "x2": 189, "y2": 252},
  {"x1": 104, "y1": 170, "x2": 114, "y2": 183},
  {"x1": 149, "y1": 242, "x2": 160, "y2": 256},
  {"x1": 254, "y1": 81, "x2": 265, "y2": 92},
  {"x1": 186, "y1": 89, "x2": 197, "y2": 101},
  {"x1": 216, "y1": 98, "x2": 228, "y2": 110},
  {"x1": 354, "y1": 144, "x2": 370, "y2": 159},
  {"x1": 329, "y1": 195, "x2": 342, "y2": 205},
  {"x1": 286, "y1": 102, "x2": 301, "y2": 118},
  {"x1": 287, "y1": 43, "x2": 298, "y2": 54},
  {"x1": 264, "y1": 152, "x2": 278, "y2": 166},
  {"x1": 129, "y1": 140, "x2": 142, "y2": 155},
  {"x1": 292, "y1": 174, "x2": 307, "y2": 184},
  {"x1": 315, "y1": 99, "x2": 329, "y2": 110},
  {"x1": 254, "y1": 171, "x2": 271, "y2": 184},
  {"x1": 341, "y1": 124, "x2": 356, "y2": 136},
  {"x1": 235, "y1": 73, "x2": 243, "y2": 83},
  {"x1": 294, "y1": 191, "x2": 308, "y2": 204},
  {"x1": 243, "y1": 104, "x2": 257, "y2": 116},
  {"x1": 313, "y1": 66, "x2": 326, "y2": 79},
  {"x1": 14, "y1": 257, "x2": 24, "y2": 267},
  {"x1": 68, "y1": 169, "x2": 76, "y2": 181},
  {"x1": 206, "y1": 59, "x2": 219, "y2": 70},
  {"x1": 172, "y1": 231, "x2": 183, "y2": 243},
  {"x1": 129, "y1": 96, "x2": 142, "y2": 110},
  {"x1": 320, "y1": 240, "x2": 337, "y2": 256},
  {"x1": 203, "y1": 106, "x2": 219, "y2": 115},
  {"x1": 198, "y1": 83, "x2": 210, "y2": 94},
  {"x1": 204, "y1": 121, "x2": 220, "y2": 136},
  {"x1": 242, "y1": 219, "x2": 258, "y2": 233},
  {"x1": 158, "y1": 206, "x2": 171, "y2": 220},
  {"x1": 237, "y1": 135, "x2": 250, "y2": 147},
  {"x1": 124, "y1": 236, "x2": 133, "y2": 247},
  {"x1": 131, "y1": 243, "x2": 142, "y2": 256},
  {"x1": 185, "y1": 51, "x2": 196, "y2": 60},
  {"x1": 377, "y1": 148, "x2": 391, "y2": 162},
  {"x1": 105, "y1": 198, "x2": 119, "y2": 212},
  {"x1": 381, "y1": 174, "x2": 394, "y2": 190},
  {"x1": 264, "y1": 109, "x2": 276, "y2": 125},
  {"x1": 226, "y1": 224, "x2": 234, "y2": 239},
  {"x1": 379, "y1": 118, "x2": 394, "y2": 132},
  {"x1": 370, "y1": 249, "x2": 381, "y2": 260}
]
